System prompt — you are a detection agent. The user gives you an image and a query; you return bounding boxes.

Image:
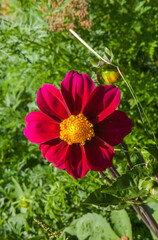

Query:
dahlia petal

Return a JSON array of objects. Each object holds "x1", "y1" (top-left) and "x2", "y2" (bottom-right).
[
  {"x1": 84, "y1": 137, "x2": 114, "y2": 171},
  {"x1": 65, "y1": 145, "x2": 89, "y2": 179},
  {"x1": 37, "y1": 84, "x2": 70, "y2": 121},
  {"x1": 40, "y1": 139, "x2": 68, "y2": 169},
  {"x1": 61, "y1": 71, "x2": 95, "y2": 114},
  {"x1": 83, "y1": 85, "x2": 120, "y2": 123},
  {"x1": 24, "y1": 111, "x2": 60, "y2": 144},
  {"x1": 95, "y1": 110, "x2": 133, "y2": 146}
]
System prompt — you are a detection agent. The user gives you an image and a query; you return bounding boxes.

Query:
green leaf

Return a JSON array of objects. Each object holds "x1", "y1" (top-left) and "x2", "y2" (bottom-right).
[
  {"x1": 110, "y1": 209, "x2": 132, "y2": 239},
  {"x1": 146, "y1": 144, "x2": 158, "y2": 160},
  {"x1": 103, "y1": 165, "x2": 149, "y2": 199},
  {"x1": 84, "y1": 165, "x2": 150, "y2": 210},
  {"x1": 64, "y1": 213, "x2": 120, "y2": 240},
  {"x1": 84, "y1": 189, "x2": 129, "y2": 210},
  {"x1": 12, "y1": 177, "x2": 24, "y2": 199},
  {"x1": 104, "y1": 47, "x2": 114, "y2": 62}
]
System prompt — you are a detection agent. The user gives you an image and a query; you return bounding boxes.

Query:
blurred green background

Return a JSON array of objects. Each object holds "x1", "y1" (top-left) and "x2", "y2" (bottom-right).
[{"x1": 0, "y1": 0, "x2": 158, "y2": 239}]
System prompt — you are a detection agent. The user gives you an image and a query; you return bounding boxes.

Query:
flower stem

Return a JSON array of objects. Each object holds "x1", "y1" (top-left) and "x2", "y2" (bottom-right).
[
  {"x1": 117, "y1": 67, "x2": 158, "y2": 147},
  {"x1": 99, "y1": 171, "x2": 113, "y2": 184},
  {"x1": 69, "y1": 28, "x2": 157, "y2": 146},
  {"x1": 109, "y1": 166, "x2": 120, "y2": 178},
  {"x1": 132, "y1": 204, "x2": 155, "y2": 234},
  {"x1": 139, "y1": 203, "x2": 158, "y2": 237},
  {"x1": 69, "y1": 28, "x2": 158, "y2": 238},
  {"x1": 69, "y1": 29, "x2": 112, "y2": 65},
  {"x1": 121, "y1": 140, "x2": 133, "y2": 168},
  {"x1": 108, "y1": 166, "x2": 158, "y2": 237}
]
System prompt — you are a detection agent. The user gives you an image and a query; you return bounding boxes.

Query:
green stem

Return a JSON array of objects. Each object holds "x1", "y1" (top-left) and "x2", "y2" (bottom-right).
[
  {"x1": 109, "y1": 166, "x2": 158, "y2": 237},
  {"x1": 117, "y1": 67, "x2": 157, "y2": 146},
  {"x1": 120, "y1": 141, "x2": 158, "y2": 236},
  {"x1": 121, "y1": 141, "x2": 133, "y2": 168},
  {"x1": 69, "y1": 28, "x2": 158, "y2": 238},
  {"x1": 139, "y1": 203, "x2": 158, "y2": 238},
  {"x1": 69, "y1": 28, "x2": 157, "y2": 146},
  {"x1": 69, "y1": 29, "x2": 112, "y2": 65}
]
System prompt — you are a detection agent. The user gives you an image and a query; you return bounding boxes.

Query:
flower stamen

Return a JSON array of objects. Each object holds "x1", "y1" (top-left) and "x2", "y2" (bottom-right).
[{"x1": 59, "y1": 113, "x2": 95, "y2": 145}]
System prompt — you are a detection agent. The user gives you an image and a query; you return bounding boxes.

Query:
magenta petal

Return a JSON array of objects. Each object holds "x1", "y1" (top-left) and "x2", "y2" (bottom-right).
[
  {"x1": 40, "y1": 139, "x2": 68, "y2": 169},
  {"x1": 95, "y1": 110, "x2": 133, "y2": 146},
  {"x1": 37, "y1": 84, "x2": 70, "y2": 121},
  {"x1": 83, "y1": 85, "x2": 120, "y2": 123},
  {"x1": 65, "y1": 145, "x2": 89, "y2": 179},
  {"x1": 24, "y1": 111, "x2": 60, "y2": 144},
  {"x1": 84, "y1": 137, "x2": 114, "y2": 171},
  {"x1": 61, "y1": 71, "x2": 95, "y2": 114}
]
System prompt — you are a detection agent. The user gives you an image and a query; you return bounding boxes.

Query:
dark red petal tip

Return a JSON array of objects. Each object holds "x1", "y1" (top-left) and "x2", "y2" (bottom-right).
[
  {"x1": 24, "y1": 111, "x2": 60, "y2": 144},
  {"x1": 85, "y1": 137, "x2": 114, "y2": 171},
  {"x1": 61, "y1": 71, "x2": 95, "y2": 115},
  {"x1": 84, "y1": 85, "x2": 120, "y2": 123},
  {"x1": 37, "y1": 84, "x2": 70, "y2": 121},
  {"x1": 95, "y1": 110, "x2": 133, "y2": 146}
]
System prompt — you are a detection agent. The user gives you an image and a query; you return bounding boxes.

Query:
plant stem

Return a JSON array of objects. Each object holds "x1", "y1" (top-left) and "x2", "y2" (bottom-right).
[
  {"x1": 69, "y1": 28, "x2": 158, "y2": 146},
  {"x1": 69, "y1": 28, "x2": 158, "y2": 238},
  {"x1": 99, "y1": 171, "x2": 113, "y2": 184},
  {"x1": 69, "y1": 29, "x2": 112, "y2": 65},
  {"x1": 139, "y1": 203, "x2": 158, "y2": 237},
  {"x1": 132, "y1": 204, "x2": 155, "y2": 234},
  {"x1": 121, "y1": 141, "x2": 133, "y2": 168},
  {"x1": 109, "y1": 166, "x2": 120, "y2": 178},
  {"x1": 108, "y1": 166, "x2": 158, "y2": 237}
]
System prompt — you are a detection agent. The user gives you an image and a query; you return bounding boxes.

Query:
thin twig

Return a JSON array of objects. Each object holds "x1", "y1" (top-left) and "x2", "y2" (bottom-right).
[
  {"x1": 109, "y1": 166, "x2": 120, "y2": 178},
  {"x1": 139, "y1": 204, "x2": 158, "y2": 237},
  {"x1": 69, "y1": 28, "x2": 158, "y2": 238},
  {"x1": 132, "y1": 204, "x2": 154, "y2": 234},
  {"x1": 108, "y1": 166, "x2": 158, "y2": 236},
  {"x1": 117, "y1": 66, "x2": 157, "y2": 146},
  {"x1": 108, "y1": 168, "x2": 117, "y2": 178},
  {"x1": 69, "y1": 29, "x2": 113, "y2": 66},
  {"x1": 99, "y1": 171, "x2": 113, "y2": 184},
  {"x1": 121, "y1": 140, "x2": 133, "y2": 168}
]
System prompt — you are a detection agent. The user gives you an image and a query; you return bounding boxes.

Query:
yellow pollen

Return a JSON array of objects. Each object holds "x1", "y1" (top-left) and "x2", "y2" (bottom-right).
[{"x1": 59, "y1": 113, "x2": 95, "y2": 145}]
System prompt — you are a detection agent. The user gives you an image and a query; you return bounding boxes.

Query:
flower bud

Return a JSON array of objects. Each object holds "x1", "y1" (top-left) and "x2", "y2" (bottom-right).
[{"x1": 102, "y1": 71, "x2": 120, "y2": 84}]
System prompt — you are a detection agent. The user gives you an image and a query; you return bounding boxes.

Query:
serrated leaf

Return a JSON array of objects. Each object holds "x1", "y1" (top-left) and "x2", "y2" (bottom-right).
[
  {"x1": 84, "y1": 189, "x2": 129, "y2": 210},
  {"x1": 84, "y1": 165, "x2": 149, "y2": 210},
  {"x1": 110, "y1": 209, "x2": 132, "y2": 239},
  {"x1": 103, "y1": 165, "x2": 149, "y2": 199}
]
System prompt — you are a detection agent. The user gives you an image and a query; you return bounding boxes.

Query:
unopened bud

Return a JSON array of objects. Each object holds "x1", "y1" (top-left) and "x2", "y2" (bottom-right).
[{"x1": 102, "y1": 71, "x2": 120, "y2": 84}]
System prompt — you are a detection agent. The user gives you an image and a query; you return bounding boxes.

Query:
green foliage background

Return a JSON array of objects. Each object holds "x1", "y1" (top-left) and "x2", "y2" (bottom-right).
[{"x1": 0, "y1": 0, "x2": 158, "y2": 239}]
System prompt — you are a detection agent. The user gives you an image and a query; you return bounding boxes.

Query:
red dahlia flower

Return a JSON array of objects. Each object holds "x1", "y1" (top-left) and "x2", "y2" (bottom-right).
[{"x1": 24, "y1": 71, "x2": 132, "y2": 179}]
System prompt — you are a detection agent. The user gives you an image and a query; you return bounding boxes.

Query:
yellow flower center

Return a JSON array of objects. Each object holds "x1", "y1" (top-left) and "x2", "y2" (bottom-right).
[{"x1": 59, "y1": 113, "x2": 95, "y2": 145}]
